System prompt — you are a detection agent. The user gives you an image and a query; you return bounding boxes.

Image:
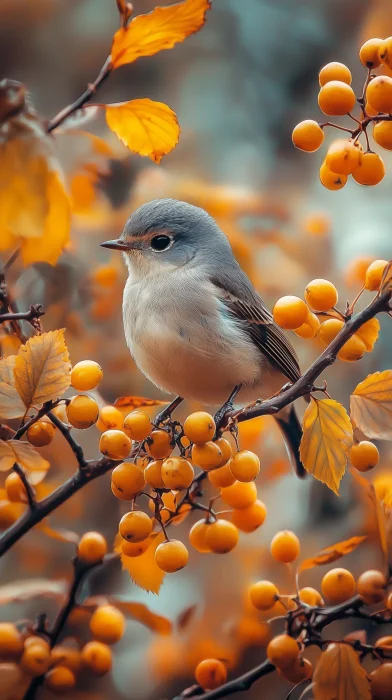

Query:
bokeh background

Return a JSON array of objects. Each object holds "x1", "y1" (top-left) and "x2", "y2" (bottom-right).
[{"x1": 1, "y1": 0, "x2": 392, "y2": 698}]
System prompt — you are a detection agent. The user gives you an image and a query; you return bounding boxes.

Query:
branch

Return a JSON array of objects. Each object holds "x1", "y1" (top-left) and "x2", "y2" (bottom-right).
[
  {"x1": 13, "y1": 462, "x2": 36, "y2": 510},
  {"x1": 174, "y1": 660, "x2": 275, "y2": 700},
  {"x1": 47, "y1": 410, "x2": 88, "y2": 468},
  {"x1": 0, "y1": 304, "x2": 44, "y2": 324}
]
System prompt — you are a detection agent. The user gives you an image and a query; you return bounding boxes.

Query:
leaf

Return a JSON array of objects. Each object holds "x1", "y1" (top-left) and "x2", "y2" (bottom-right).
[
  {"x1": 177, "y1": 604, "x2": 197, "y2": 630},
  {"x1": 0, "y1": 440, "x2": 50, "y2": 473},
  {"x1": 355, "y1": 318, "x2": 380, "y2": 351},
  {"x1": 105, "y1": 99, "x2": 180, "y2": 163},
  {"x1": 350, "y1": 370, "x2": 392, "y2": 440},
  {"x1": 313, "y1": 643, "x2": 371, "y2": 700},
  {"x1": 114, "y1": 396, "x2": 168, "y2": 410},
  {"x1": 298, "y1": 536, "x2": 366, "y2": 574},
  {"x1": 380, "y1": 259, "x2": 392, "y2": 293},
  {"x1": 0, "y1": 578, "x2": 66, "y2": 605},
  {"x1": 115, "y1": 530, "x2": 166, "y2": 594},
  {"x1": 300, "y1": 398, "x2": 353, "y2": 494},
  {"x1": 38, "y1": 523, "x2": 79, "y2": 545},
  {"x1": 111, "y1": 0, "x2": 211, "y2": 69},
  {"x1": 0, "y1": 356, "x2": 26, "y2": 419},
  {"x1": 14, "y1": 330, "x2": 71, "y2": 409},
  {"x1": 81, "y1": 596, "x2": 171, "y2": 634},
  {"x1": 369, "y1": 484, "x2": 389, "y2": 566}
]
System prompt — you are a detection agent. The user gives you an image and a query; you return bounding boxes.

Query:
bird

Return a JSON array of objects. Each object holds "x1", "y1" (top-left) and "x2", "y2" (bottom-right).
[{"x1": 101, "y1": 198, "x2": 305, "y2": 477}]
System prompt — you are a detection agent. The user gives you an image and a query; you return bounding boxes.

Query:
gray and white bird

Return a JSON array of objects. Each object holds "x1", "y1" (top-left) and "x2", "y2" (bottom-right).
[{"x1": 101, "y1": 198, "x2": 304, "y2": 477}]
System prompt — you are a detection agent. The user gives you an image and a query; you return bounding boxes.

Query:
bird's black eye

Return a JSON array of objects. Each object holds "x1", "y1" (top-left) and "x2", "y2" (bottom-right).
[{"x1": 150, "y1": 234, "x2": 173, "y2": 252}]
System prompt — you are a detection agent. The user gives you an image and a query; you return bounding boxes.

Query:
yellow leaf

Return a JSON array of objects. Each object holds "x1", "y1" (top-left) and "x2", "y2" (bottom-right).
[
  {"x1": 350, "y1": 370, "x2": 392, "y2": 440},
  {"x1": 105, "y1": 99, "x2": 180, "y2": 163},
  {"x1": 313, "y1": 643, "x2": 371, "y2": 700},
  {"x1": 14, "y1": 330, "x2": 71, "y2": 410},
  {"x1": 0, "y1": 440, "x2": 50, "y2": 473},
  {"x1": 369, "y1": 484, "x2": 389, "y2": 567},
  {"x1": 355, "y1": 318, "x2": 380, "y2": 352},
  {"x1": 300, "y1": 398, "x2": 353, "y2": 494},
  {"x1": 111, "y1": 0, "x2": 211, "y2": 68},
  {"x1": 114, "y1": 396, "x2": 168, "y2": 410},
  {"x1": 0, "y1": 356, "x2": 26, "y2": 419},
  {"x1": 298, "y1": 535, "x2": 366, "y2": 574},
  {"x1": 115, "y1": 530, "x2": 166, "y2": 594}
]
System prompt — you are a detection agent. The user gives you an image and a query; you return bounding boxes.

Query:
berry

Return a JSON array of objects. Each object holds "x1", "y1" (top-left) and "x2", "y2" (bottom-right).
[
  {"x1": 71, "y1": 360, "x2": 103, "y2": 391},
  {"x1": 119, "y1": 511, "x2": 153, "y2": 543},
  {"x1": 91, "y1": 264, "x2": 118, "y2": 288},
  {"x1": 183, "y1": 412, "x2": 216, "y2": 444},
  {"x1": 319, "y1": 319, "x2": 344, "y2": 345},
  {"x1": 189, "y1": 519, "x2": 211, "y2": 553},
  {"x1": 379, "y1": 36, "x2": 392, "y2": 68},
  {"x1": 355, "y1": 318, "x2": 380, "y2": 351},
  {"x1": 44, "y1": 666, "x2": 76, "y2": 694},
  {"x1": 249, "y1": 580, "x2": 279, "y2": 610},
  {"x1": 319, "y1": 162, "x2": 347, "y2": 190},
  {"x1": 99, "y1": 430, "x2": 131, "y2": 459},
  {"x1": 365, "y1": 259, "x2": 389, "y2": 291},
  {"x1": 305, "y1": 278, "x2": 338, "y2": 311},
  {"x1": 319, "y1": 62, "x2": 351, "y2": 86},
  {"x1": 359, "y1": 38, "x2": 382, "y2": 68},
  {"x1": 318, "y1": 80, "x2": 355, "y2": 116},
  {"x1": 66, "y1": 395, "x2": 99, "y2": 429},
  {"x1": 357, "y1": 569, "x2": 386, "y2": 604},
  {"x1": 205, "y1": 519, "x2": 239, "y2": 554},
  {"x1": 366, "y1": 76, "x2": 392, "y2": 113},
  {"x1": 195, "y1": 658, "x2": 227, "y2": 690},
  {"x1": 24, "y1": 636, "x2": 50, "y2": 651},
  {"x1": 270, "y1": 530, "x2": 300, "y2": 563},
  {"x1": 51, "y1": 646, "x2": 81, "y2": 673},
  {"x1": 345, "y1": 255, "x2": 376, "y2": 287},
  {"x1": 21, "y1": 643, "x2": 51, "y2": 676},
  {"x1": 237, "y1": 619, "x2": 272, "y2": 647},
  {"x1": 90, "y1": 605, "x2": 125, "y2": 644},
  {"x1": 267, "y1": 634, "x2": 300, "y2": 669},
  {"x1": 229, "y1": 450, "x2": 260, "y2": 482},
  {"x1": 272, "y1": 296, "x2": 309, "y2": 330},
  {"x1": 373, "y1": 121, "x2": 392, "y2": 150},
  {"x1": 78, "y1": 531, "x2": 107, "y2": 564},
  {"x1": 5, "y1": 472, "x2": 28, "y2": 503},
  {"x1": 369, "y1": 663, "x2": 392, "y2": 700},
  {"x1": 96, "y1": 405, "x2": 124, "y2": 432},
  {"x1": 27, "y1": 420, "x2": 56, "y2": 447},
  {"x1": 326, "y1": 139, "x2": 361, "y2": 176},
  {"x1": 161, "y1": 456, "x2": 194, "y2": 490},
  {"x1": 123, "y1": 410, "x2": 152, "y2": 441},
  {"x1": 321, "y1": 568, "x2": 356, "y2": 603},
  {"x1": 376, "y1": 636, "x2": 392, "y2": 648},
  {"x1": 144, "y1": 459, "x2": 165, "y2": 489},
  {"x1": 147, "y1": 430, "x2": 172, "y2": 459},
  {"x1": 221, "y1": 481, "x2": 257, "y2": 510},
  {"x1": 292, "y1": 120, "x2": 324, "y2": 152},
  {"x1": 208, "y1": 463, "x2": 236, "y2": 488},
  {"x1": 191, "y1": 442, "x2": 223, "y2": 471},
  {"x1": 231, "y1": 500, "x2": 267, "y2": 532},
  {"x1": 81, "y1": 641, "x2": 112, "y2": 676},
  {"x1": 155, "y1": 539, "x2": 189, "y2": 572},
  {"x1": 293, "y1": 311, "x2": 320, "y2": 339},
  {"x1": 280, "y1": 657, "x2": 313, "y2": 683},
  {"x1": 350, "y1": 441, "x2": 379, "y2": 472},
  {"x1": 387, "y1": 592, "x2": 392, "y2": 612},
  {"x1": 299, "y1": 587, "x2": 324, "y2": 606},
  {"x1": 337, "y1": 334, "x2": 366, "y2": 362},
  {"x1": 122, "y1": 538, "x2": 152, "y2": 557},
  {"x1": 215, "y1": 437, "x2": 233, "y2": 467},
  {"x1": 352, "y1": 152, "x2": 385, "y2": 186},
  {"x1": 0, "y1": 622, "x2": 24, "y2": 658},
  {"x1": 111, "y1": 462, "x2": 145, "y2": 499}
]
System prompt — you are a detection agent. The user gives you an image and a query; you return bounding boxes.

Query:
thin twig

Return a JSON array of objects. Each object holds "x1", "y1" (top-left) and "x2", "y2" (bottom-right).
[
  {"x1": 48, "y1": 411, "x2": 88, "y2": 468},
  {"x1": 0, "y1": 304, "x2": 45, "y2": 324},
  {"x1": 13, "y1": 463, "x2": 36, "y2": 509}
]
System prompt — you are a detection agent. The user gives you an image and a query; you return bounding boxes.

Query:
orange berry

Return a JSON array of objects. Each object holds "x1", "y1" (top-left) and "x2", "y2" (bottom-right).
[
  {"x1": 123, "y1": 410, "x2": 152, "y2": 441},
  {"x1": 71, "y1": 360, "x2": 103, "y2": 391},
  {"x1": 27, "y1": 420, "x2": 56, "y2": 447},
  {"x1": 195, "y1": 658, "x2": 227, "y2": 690},
  {"x1": 208, "y1": 462, "x2": 236, "y2": 488},
  {"x1": 267, "y1": 634, "x2": 300, "y2": 669},
  {"x1": 376, "y1": 636, "x2": 392, "y2": 648},
  {"x1": 221, "y1": 481, "x2": 257, "y2": 510},
  {"x1": 121, "y1": 538, "x2": 152, "y2": 557},
  {"x1": 373, "y1": 121, "x2": 392, "y2": 150},
  {"x1": 359, "y1": 38, "x2": 382, "y2": 68},
  {"x1": 91, "y1": 264, "x2": 118, "y2": 288},
  {"x1": 0, "y1": 622, "x2": 24, "y2": 658},
  {"x1": 280, "y1": 657, "x2": 313, "y2": 683},
  {"x1": 366, "y1": 75, "x2": 392, "y2": 113},
  {"x1": 44, "y1": 666, "x2": 76, "y2": 694},
  {"x1": 292, "y1": 120, "x2": 324, "y2": 152},
  {"x1": 365, "y1": 259, "x2": 389, "y2": 291},
  {"x1": 386, "y1": 592, "x2": 392, "y2": 612},
  {"x1": 111, "y1": 462, "x2": 145, "y2": 499},
  {"x1": 379, "y1": 36, "x2": 392, "y2": 69},
  {"x1": 191, "y1": 441, "x2": 223, "y2": 471},
  {"x1": 299, "y1": 587, "x2": 324, "y2": 606},
  {"x1": 352, "y1": 152, "x2": 385, "y2": 186},
  {"x1": 119, "y1": 510, "x2": 153, "y2": 543},
  {"x1": 272, "y1": 296, "x2": 309, "y2": 330},
  {"x1": 321, "y1": 568, "x2": 356, "y2": 603},
  {"x1": 326, "y1": 139, "x2": 361, "y2": 176},
  {"x1": 189, "y1": 519, "x2": 211, "y2": 553},
  {"x1": 319, "y1": 318, "x2": 344, "y2": 345},
  {"x1": 229, "y1": 450, "x2": 260, "y2": 482},
  {"x1": 205, "y1": 519, "x2": 239, "y2": 554},
  {"x1": 155, "y1": 539, "x2": 189, "y2": 572},
  {"x1": 365, "y1": 101, "x2": 379, "y2": 117},
  {"x1": 78, "y1": 531, "x2": 107, "y2": 564},
  {"x1": 350, "y1": 441, "x2": 379, "y2": 472},
  {"x1": 318, "y1": 80, "x2": 356, "y2": 116},
  {"x1": 231, "y1": 499, "x2": 267, "y2": 533},
  {"x1": 319, "y1": 62, "x2": 352, "y2": 86},
  {"x1": 249, "y1": 580, "x2": 279, "y2": 611},
  {"x1": 81, "y1": 641, "x2": 112, "y2": 676},
  {"x1": 183, "y1": 412, "x2": 216, "y2": 444},
  {"x1": 24, "y1": 635, "x2": 50, "y2": 652},
  {"x1": 96, "y1": 405, "x2": 124, "y2": 432},
  {"x1": 319, "y1": 162, "x2": 347, "y2": 190},
  {"x1": 161, "y1": 456, "x2": 194, "y2": 490},
  {"x1": 99, "y1": 429, "x2": 131, "y2": 459},
  {"x1": 237, "y1": 618, "x2": 272, "y2": 647},
  {"x1": 302, "y1": 212, "x2": 331, "y2": 237},
  {"x1": 355, "y1": 318, "x2": 380, "y2": 351},
  {"x1": 51, "y1": 646, "x2": 81, "y2": 673},
  {"x1": 147, "y1": 430, "x2": 172, "y2": 459},
  {"x1": 66, "y1": 395, "x2": 99, "y2": 429},
  {"x1": 215, "y1": 437, "x2": 233, "y2": 467},
  {"x1": 369, "y1": 663, "x2": 392, "y2": 700},
  {"x1": 270, "y1": 530, "x2": 300, "y2": 563},
  {"x1": 357, "y1": 569, "x2": 386, "y2": 604},
  {"x1": 5, "y1": 472, "x2": 28, "y2": 503},
  {"x1": 144, "y1": 459, "x2": 165, "y2": 489},
  {"x1": 345, "y1": 255, "x2": 376, "y2": 287},
  {"x1": 305, "y1": 278, "x2": 338, "y2": 311},
  {"x1": 337, "y1": 334, "x2": 366, "y2": 361},
  {"x1": 293, "y1": 311, "x2": 320, "y2": 339},
  {"x1": 90, "y1": 605, "x2": 125, "y2": 644},
  {"x1": 21, "y1": 643, "x2": 51, "y2": 676}
]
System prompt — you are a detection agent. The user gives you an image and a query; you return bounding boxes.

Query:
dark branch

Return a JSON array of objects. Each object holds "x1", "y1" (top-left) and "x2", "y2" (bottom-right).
[
  {"x1": 0, "y1": 304, "x2": 44, "y2": 324},
  {"x1": 174, "y1": 660, "x2": 275, "y2": 700},
  {"x1": 13, "y1": 462, "x2": 36, "y2": 510},
  {"x1": 47, "y1": 410, "x2": 88, "y2": 468}
]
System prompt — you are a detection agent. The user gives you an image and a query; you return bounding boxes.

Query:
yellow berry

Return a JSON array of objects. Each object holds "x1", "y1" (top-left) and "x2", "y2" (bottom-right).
[
  {"x1": 357, "y1": 569, "x2": 386, "y2": 604},
  {"x1": 208, "y1": 462, "x2": 236, "y2": 488},
  {"x1": 293, "y1": 311, "x2": 320, "y2": 339},
  {"x1": 81, "y1": 641, "x2": 112, "y2": 676},
  {"x1": 319, "y1": 162, "x2": 347, "y2": 190},
  {"x1": 365, "y1": 101, "x2": 379, "y2": 117},
  {"x1": 355, "y1": 318, "x2": 380, "y2": 351},
  {"x1": 189, "y1": 519, "x2": 211, "y2": 553},
  {"x1": 270, "y1": 530, "x2": 300, "y2": 563},
  {"x1": 5, "y1": 472, "x2": 28, "y2": 503},
  {"x1": 379, "y1": 35, "x2": 392, "y2": 68},
  {"x1": 99, "y1": 429, "x2": 131, "y2": 459},
  {"x1": 367, "y1": 75, "x2": 392, "y2": 113},
  {"x1": 231, "y1": 500, "x2": 267, "y2": 533},
  {"x1": 121, "y1": 538, "x2": 152, "y2": 557},
  {"x1": 249, "y1": 580, "x2": 279, "y2": 611},
  {"x1": 123, "y1": 410, "x2": 152, "y2": 441},
  {"x1": 280, "y1": 657, "x2": 313, "y2": 683},
  {"x1": 373, "y1": 121, "x2": 392, "y2": 150},
  {"x1": 21, "y1": 643, "x2": 51, "y2": 676},
  {"x1": 267, "y1": 634, "x2": 300, "y2": 669},
  {"x1": 237, "y1": 618, "x2": 272, "y2": 647},
  {"x1": 365, "y1": 259, "x2": 389, "y2": 291},
  {"x1": 90, "y1": 605, "x2": 125, "y2": 644},
  {"x1": 147, "y1": 430, "x2": 172, "y2": 459},
  {"x1": 229, "y1": 450, "x2": 260, "y2": 482},
  {"x1": 359, "y1": 38, "x2": 382, "y2": 68},
  {"x1": 66, "y1": 395, "x2": 99, "y2": 429},
  {"x1": 91, "y1": 264, "x2": 118, "y2": 288},
  {"x1": 337, "y1": 334, "x2": 366, "y2": 362},
  {"x1": 195, "y1": 658, "x2": 227, "y2": 690},
  {"x1": 369, "y1": 663, "x2": 392, "y2": 700},
  {"x1": 292, "y1": 120, "x2": 324, "y2": 152},
  {"x1": 386, "y1": 592, "x2": 392, "y2": 612},
  {"x1": 0, "y1": 622, "x2": 24, "y2": 658},
  {"x1": 50, "y1": 646, "x2": 81, "y2": 673},
  {"x1": 325, "y1": 139, "x2": 361, "y2": 176},
  {"x1": 24, "y1": 635, "x2": 50, "y2": 652},
  {"x1": 71, "y1": 360, "x2": 103, "y2": 391},
  {"x1": 319, "y1": 62, "x2": 352, "y2": 86},
  {"x1": 111, "y1": 462, "x2": 145, "y2": 499},
  {"x1": 376, "y1": 636, "x2": 392, "y2": 648},
  {"x1": 215, "y1": 437, "x2": 233, "y2": 467},
  {"x1": 144, "y1": 459, "x2": 165, "y2": 489},
  {"x1": 27, "y1": 420, "x2": 56, "y2": 447},
  {"x1": 305, "y1": 278, "x2": 338, "y2": 311},
  {"x1": 191, "y1": 441, "x2": 223, "y2": 471},
  {"x1": 321, "y1": 568, "x2": 356, "y2": 603},
  {"x1": 78, "y1": 531, "x2": 107, "y2": 564},
  {"x1": 96, "y1": 405, "x2": 124, "y2": 432},
  {"x1": 205, "y1": 519, "x2": 239, "y2": 554},
  {"x1": 319, "y1": 318, "x2": 344, "y2": 345},
  {"x1": 221, "y1": 481, "x2": 257, "y2": 510},
  {"x1": 318, "y1": 80, "x2": 356, "y2": 116},
  {"x1": 345, "y1": 255, "x2": 376, "y2": 287},
  {"x1": 352, "y1": 152, "x2": 385, "y2": 186},
  {"x1": 161, "y1": 456, "x2": 194, "y2": 490},
  {"x1": 44, "y1": 666, "x2": 76, "y2": 694},
  {"x1": 184, "y1": 412, "x2": 216, "y2": 444},
  {"x1": 299, "y1": 587, "x2": 324, "y2": 606},
  {"x1": 119, "y1": 510, "x2": 153, "y2": 543},
  {"x1": 272, "y1": 296, "x2": 309, "y2": 330},
  {"x1": 350, "y1": 441, "x2": 379, "y2": 472},
  {"x1": 155, "y1": 539, "x2": 189, "y2": 572}
]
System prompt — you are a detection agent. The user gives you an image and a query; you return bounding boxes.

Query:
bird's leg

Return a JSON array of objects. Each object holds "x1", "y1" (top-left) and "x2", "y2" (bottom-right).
[
  {"x1": 214, "y1": 384, "x2": 243, "y2": 430},
  {"x1": 154, "y1": 396, "x2": 184, "y2": 426}
]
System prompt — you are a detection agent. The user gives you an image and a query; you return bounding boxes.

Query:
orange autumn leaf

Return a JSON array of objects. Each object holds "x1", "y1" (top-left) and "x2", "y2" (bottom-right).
[
  {"x1": 0, "y1": 440, "x2": 50, "y2": 473},
  {"x1": 0, "y1": 356, "x2": 26, "y2": 420},
  {"x1": 105, "y1": 99, "x2": 180, "y2": 163},
  {"x1": 115, "y1": 530, "x2": 166, "y2": 594},
  {"x1": 298, "y1": 535, "x2": 366, "y2": 574},
  {"x1": 350, "y1": 370, "x2": 392, "y2": 440},
  {"x1": 111, "y1": 0, "x2": 211, "y2": 69},
  {"x1": 300, "y1": 398, "x2": 353, "y2": 494},
  {"x1": 313, "y1": 643, "x2": 371, "y2": 700},
  {"x1": 114, "y1": 396, "x2": 168, "y2": 410}
]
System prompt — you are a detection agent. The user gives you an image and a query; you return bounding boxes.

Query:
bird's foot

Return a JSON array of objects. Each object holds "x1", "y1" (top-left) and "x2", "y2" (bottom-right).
[
  {"x1": 214, "y1": 385, "x2": 243, "y2": 431},
  {"x1": 154, "y1": 396, "x2": 183, "y2": 427}
]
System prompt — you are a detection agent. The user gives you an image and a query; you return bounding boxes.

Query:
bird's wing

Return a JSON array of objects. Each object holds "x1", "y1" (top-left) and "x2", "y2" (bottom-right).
[{"x1": 211, "y1": 275, "x2": 301, "y2": 385}]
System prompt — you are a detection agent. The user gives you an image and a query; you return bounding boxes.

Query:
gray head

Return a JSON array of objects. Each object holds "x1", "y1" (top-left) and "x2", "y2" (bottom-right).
[{"x1": 101, "y1": 198, "x2": 232, "y2": 277}]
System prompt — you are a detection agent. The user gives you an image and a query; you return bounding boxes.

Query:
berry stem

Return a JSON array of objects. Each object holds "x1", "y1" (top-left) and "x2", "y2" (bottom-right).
[
  {"x1": 13, "y1": 462, "x2": 36, "y2": 510},
  {"x1": 47, "y1": 410, "x2": 88, "y2": 468}
]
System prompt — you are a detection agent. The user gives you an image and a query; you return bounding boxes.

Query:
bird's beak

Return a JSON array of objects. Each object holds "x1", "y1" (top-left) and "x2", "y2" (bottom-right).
[{"x1": 100, "y1": 239, "x2": 129, "y2": 251}]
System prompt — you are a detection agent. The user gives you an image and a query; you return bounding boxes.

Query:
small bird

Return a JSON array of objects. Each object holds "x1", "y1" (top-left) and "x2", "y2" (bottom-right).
[{"x1": 101, "y1": 198, "x2": 304, "y2": 477}]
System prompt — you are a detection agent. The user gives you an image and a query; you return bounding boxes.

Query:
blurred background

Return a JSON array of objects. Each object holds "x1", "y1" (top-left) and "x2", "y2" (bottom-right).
[{"x1": 1, "y1": 0, "x2": 392, "y2": 698}]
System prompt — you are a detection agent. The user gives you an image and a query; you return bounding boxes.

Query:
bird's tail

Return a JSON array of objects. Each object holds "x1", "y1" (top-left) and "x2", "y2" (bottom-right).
[{"x1": 275, "y1": 406, "x2": 306, "y2": 479}]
